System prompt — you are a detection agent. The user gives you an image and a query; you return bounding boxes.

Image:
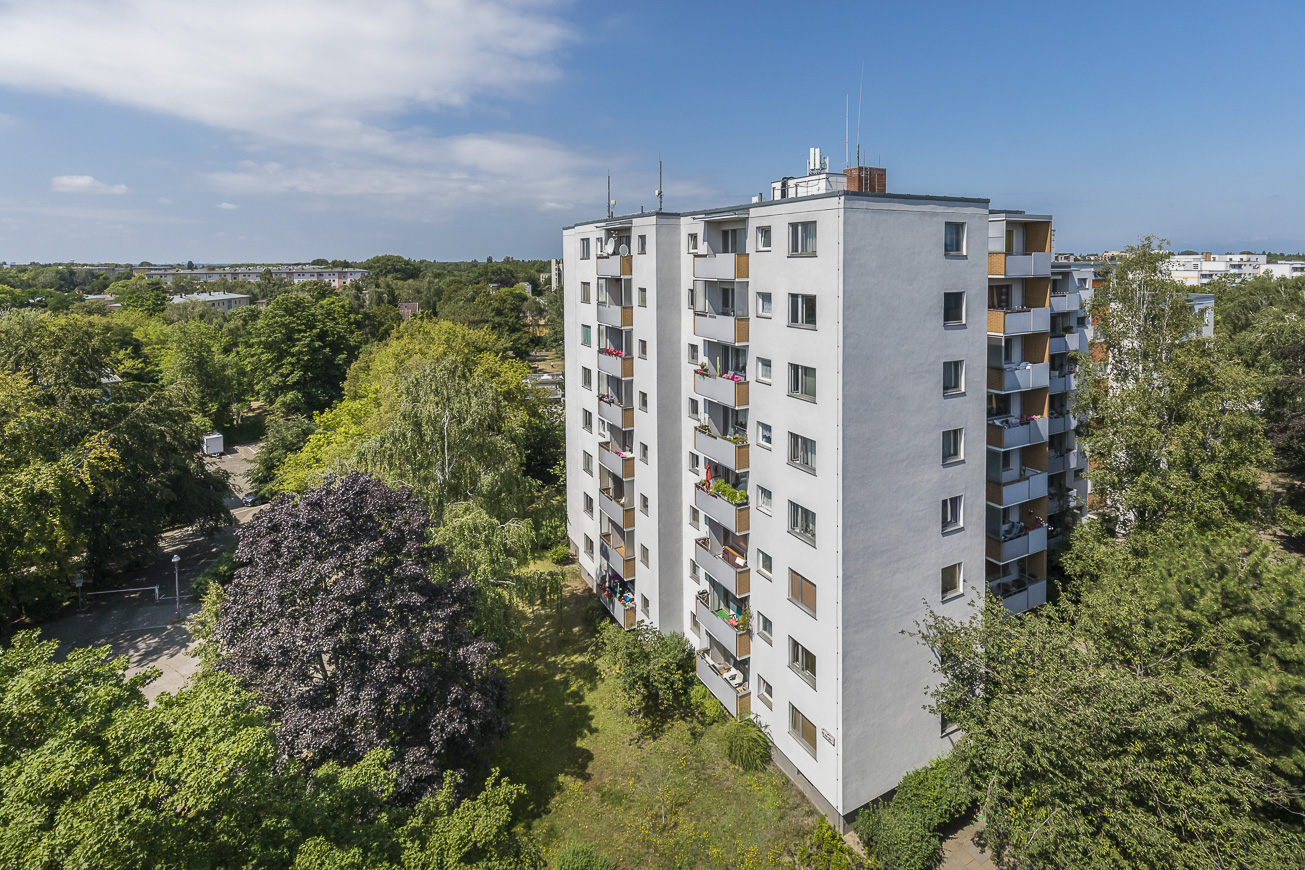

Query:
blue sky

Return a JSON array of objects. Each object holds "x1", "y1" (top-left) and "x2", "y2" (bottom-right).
[{"x1": 1, "y1": 0, "x2": 1302, "y2": 264}]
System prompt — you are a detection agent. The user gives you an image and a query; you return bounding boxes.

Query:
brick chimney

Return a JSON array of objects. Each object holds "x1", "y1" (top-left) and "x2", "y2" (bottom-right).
[{"x1": 845, "y1": 166, "x2": 887, "y2": 194}]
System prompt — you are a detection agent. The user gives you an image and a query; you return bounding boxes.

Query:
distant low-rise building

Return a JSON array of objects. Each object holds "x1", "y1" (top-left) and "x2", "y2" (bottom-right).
[
  {"x1": 1261, "y1": 261, "x2": 1305, "y2": 279},
  {"x1": 135, "y1": 264, "x2": 369, "y2": 288},
  {"x1": 399, "y1": 302, "x2": 420, "y2": 321},
  {"x1": 1166, "y1": 252, "x2": 1266, "y2": 285},
  {"x1": 169, "y1": 291, "x2": 251, "y2": 311}
]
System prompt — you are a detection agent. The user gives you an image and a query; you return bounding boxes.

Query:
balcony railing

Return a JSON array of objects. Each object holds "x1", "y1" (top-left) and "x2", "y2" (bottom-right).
[
  {"x1": 597, "y1": 396, "x2": 633, "y2": 430},
  {"x1": 597, "y1": 350, "x2": 633, "y2": 378},
  {"x1": 987, "y1": 362, "x2": 1049, "y2": 393},
  {"x1": 596, "y1": 254, "x2": 632, "y2": 277},
  {"x1": 988, "y1": 575, "x2": 1048, "y2": 614},
  {"x1": 693, "y1": 253, "x2": 749, "y2": 281},
  {"x1": 1050, "y1": 332, "x2": 1082, "y2": 355},
  {"x1": 599, "y1": 487, "x2": 635, "y2": 530},
  {"x1": 696, "y1": 650, "x2": 751, "y2": 717},
  {"x1": 693, "y1": 311, "x2": 750, "y2": 344},
  {"x1": 1047, "y1": 448, "x2": 1079, "y2": 475},
  {"x1": 693, "y1": 370, "x2": 749, "y2": 407},
  {"x1": 986, "y1": 524, "x2": 1048, "y2": 563},
  {"x1": 694, "y1": 427, "x2": 749, "y2": 472},
  {"x1": 599, "y1": 582, "x2": 636, "y2": 629},
  {"x1": 1049, "y1": 371, "x2": 1077, "y2": 394},
  {"x1": 596, "y1": 301, "x2": 633, "y2": 328},
  {"x1": 1050, "y1": 291, "x2": 1081, "y2": 313},
  {"x1": 987, "y1": 307, "x2": 1051, "y2": 335},
  {"x1": 987, "y1": 416, "x2": 1049, "y2": 449},
  {"x1": 695, "y1": 590, "x2": 750, "y2": 659},
  {"x1": 598, "y1": 441, "x2": 635, "y2": 479},
  {"x1": 600, "y1": 533, "x2": 635, "y2": 580},
  {"x1": 694, "y1": 537, "x2": 749, "y2": 597},
  {"x1": 1047, "y1": 413, "x2": 1076, "y2": 435},
  {"x1": 986, "y1": 468, "x2": 1049, "y2": 507},
  {"x1": 695, "y1": 484, "x2": 750, "y2": 534}
]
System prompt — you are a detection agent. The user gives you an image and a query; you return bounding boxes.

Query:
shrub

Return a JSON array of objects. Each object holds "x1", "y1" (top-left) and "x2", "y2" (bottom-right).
[
  {"x1": 548, "y1": 544, "x2": 573, "y2": 565},
  {"x1": 852, "y1": 754, "x2": 972, "y2": 870},
  {"x1": 189, "y1": 544, "x2": 238, "y2": 599},
  {"x1": 720, "y1": 715, "x2": 770, "y2": 772},
  {"x1": 594, "y1": 622, "x2": 694, "y2": 729},
  {"x1": 799, "y1": 819, "x2": 870, "y2": 870},
  {"x1": 691, "y1": 683, "x2": 726, "y2": 724},
  {"x1": 553, "y1": 842, "x2": 615, "y2": 870}
]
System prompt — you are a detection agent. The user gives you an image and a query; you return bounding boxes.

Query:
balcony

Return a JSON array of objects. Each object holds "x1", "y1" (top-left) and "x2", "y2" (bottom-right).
[
  {"x1": 987, "y1": 524, "x2": 1048, "y2": 563},
  {"x1": 1047, "y1": 413, "x2": 1076, "y2": 435},
  {"x1": 987, "y1": 308, "x2": 1051, "y2": 335},
  {"x1": 596, "y1": 301, "x2": 633, "y2": 328},
  {"x1": 1047, "y1": 448, "x2": 1079, "y2": 475},
  {"x1": 987, "y1": 416, "x2": 1049, "y2": 449},
  {"x1": 599, "y1": 583, "x2": 636, "y2": 629},
  {"x1": 597, "y1": 394, "x2": 633, "y2": 429},
  {"x1": 599, "y1": 487, "x2": 635, "y2": 530},
  {"x1": 695, "y1": 485, "x2": 750, "y2": 534},
  {"x1": 694, "y1": 427, "x2": 749, "y2": 471},
  {"x1": 596, "y1": 254, "x2": 632, "y2": 278},
  {"x1": 693, "y1": 311, "x2": 750, "y2": 344},
  {"x1": 695, "y1": 590, "x2": 751, "y2": 658},
  {"x1": 696, "y1": 650, "x2": 751, "y2": 717},
  {"x1": 598, "y1": 441, "x2": 635, "y2": 479},
  {"x1": 1049, "y1": 371, "x2": 1077, "y2": 394},
  {"x1": 597, "y1": 350, "x2": 633, "y2": 378},
  {"x1": 693, "y1": 253, "x2": 749, "y2": 281},
  {"x1": 986, "y1": 468, "x2": 1049, "y2": 507},
  {"x1": 999, "y1": 252, "x2": 1053, "y2": 277},
  {"x1": 987, "y1": 362, "x2": 1049, "y2": 393},
  {"x1": 600, "y1": 533, "x2": 635, "y2": 580},
  {"x1": 989, "y1": 575, "x2": 1048, "y2": 615},
  {"x1": 693, "y1": 371, "x2": 749, "y2": 407},
  {"x1": 695, "y1": 537, "x2": 750, "y2": 597},
  {"x1": 1050, "y1": 332, "x2": 1082, "y2": 355},
  {"x1": 1050, "y1": 291, "x2": 1081, "y2": 313}
]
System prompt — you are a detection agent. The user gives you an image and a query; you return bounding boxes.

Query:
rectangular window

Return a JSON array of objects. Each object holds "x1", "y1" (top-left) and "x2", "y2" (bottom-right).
[
  {"x1": 584, "y1": 535, "x2": 594, "y2": 557},
  {"x1": 690, "y1": 559, "x2": 699, "y2": 579},
  {"x1": 690, "y1": 506, "x2": 700, "y2": 528},
  {"x1": 759, "y1": 615, "x2": 773, "y2": 643},
  {"x1": 581, "y1": 238, "x2": 591, "y2": 260},
  {"x1": 640, "y1": 494, "x2": 649, "y2": 515},
  {"x1": 944, "y1": 221, "x2": 966, "y2": 255},
  {"x1": 942, "y1": 428, "x2": 964, "y2": 464},
  {"x1": 582, "y1": 409, "x2": 593, "y2": 432},
  {"x1": 758, "y1": 485, "x2": 773, "y2": 514},
  {"x1": 789, "y1": 501, "x2": 816, "y2": 544},
  {"x1": 757, "y1": 292, "x2": 772, "y2": 318},
  {"x1": 688, "y1": 343, "x2": 699, "y2": 363},
  {"x1": 640, "y1": 443, "x2": 649, "y2": 463},
  {"x1": 639, "y1": 391, "x2": 648, "y2": 412},
  {"x1": 687, "y1": 286, "x2": 695, "y2": 310},
  {"x1": 757, "y1": 226, "x2": 772, "y2": 250},
  {"x1": 943, "y1": 292, "x2": 965, "y2": 325},
  {"x1": 581, "y1": 281, "x2": 591, "y2": 303},
  {"x1": 641, "y1": 593, "x2": 649, "y2": 614},
  {"x1": 689, "y1": 452, "x2": 699, "y2": 472},
  {"x1": 788, "y1": 364, "x2": 817, "y2": 401},
  {"x1": 789, "y1": 433, "x2": 816, "y2": 473},
  {"x1": 580, "y1": 324, "x2": 592, "y2": 346},
  {"x1": 758, "y1": 358, "x2": 773, "y2": 384},
  {"x1": 788, "y1": 294, "x2": 816, "y2": 328},
  {"x1": 943, "y1": 360, "x2": 965, "y2": 394},
  {"x1": 688, "y1": 398, "x2": 699, "y2": 419},
  {"x1": 638, "y1": 287, "x2": 647, "y2": 307},
  {"x1": 942, "y1": 495, "x2": 963, "y2": 532},
  {"x1": 758, "y1": 422, "x2": 772, "y2": 448},
  {"x1": 637, "y1": 234, "x2": 647, "y2": 254},
  {"x1": 641, "y1": 546, "x2": 649, "y2": 567},
  {"x1": 789, "y1": 570, "x2": 817, "y2": 617},
  {"x1": 789, "y1": 221, "x2": 817, "y2": 255},
  {"x1": 789, "y1": 639, "x2": 817, "y2": 688},
  {"x1": 582, "y1": 452, "x2": 593, "y2": 475},
  {"x1": 758, "y1": 550, "x2": 773, "y2": 578},
  {"x1": 721, "y1": 227, "x2": 744, "y2": 253},
  {"x1": 581, "y1": 367, "x2": 592, "y2": 390},
  {"x1": 638, "y1": 339, "x2": 647, "y2": 358},
  {"x1": 687, "y1": 232, "x2": 698, "y2": 253},
  {"x1": 942, "y1": 562, "x2": 963, "y2": 599},
  {"x1": 583, "y1": 493, "x2": 594, "y2": 516}
]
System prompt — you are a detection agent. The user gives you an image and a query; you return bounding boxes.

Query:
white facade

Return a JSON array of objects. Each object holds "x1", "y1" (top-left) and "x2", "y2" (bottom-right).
[
  {"x1": 1166, "y1": 252, "x2": 1265, "y2": 285},
  {"x1": 1261, "y1": 261, "x2": 1305, "y2": 280},
  {"x1": 565, "y1": 164, "x2": 1008, "y2": 822},
  {"x1": 135, "y1": 265, "x2": 369, "y2": 287}
]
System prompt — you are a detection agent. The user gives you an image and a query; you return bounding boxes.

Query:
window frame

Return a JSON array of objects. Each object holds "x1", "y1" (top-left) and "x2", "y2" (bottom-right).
[
  {"x1": 757, "y1": 485, "x2": 773, "y2": 515},
  {"x1": 637, "y1": 234, "x2": 647, "y2": 254},
  {"x1": 582, "y1": 452, "x2": 593, "y2": 475},
  {"x1": 789, "y1": 569, "x2": 817, "y2": 617},
  {"x1": 638, "y1": 287, "x2": 647, "y2": 307},
  {"x1": 942, "y1": 562, "x2": 964, "y2": 600},
  {"x1": 581, "y1": 281, "x2": 591, "y2": 303},
  {"x1": 582, "y1": 409, "x2": 593, "y2": 432},
  {"x1": 756, "y1": 225, "x2": 772, "y2": 251},
  {"x1": 756, "y1": 292, "x2": 772, "y2": 318},
  {"x1": 790, "y1": 704, "x2": 817, "y2": 757},
  {"x1": 788, "y1": 221, "x2": 817, "y2": 256},
  {"x1": 758, "y1": 550, "x2": 773, "y2": 579},
  {"x1": 943, "y1": 359, "x2": 965, "y2": 395},
  {"x1": 788, "y1": 363, "x2": 817, "y2": 402},
  {"x1": 581, "y1": 367, "x2": 592, "y2": 390},
  {"x1": 788, "y1": 432, "x2": 816, "y2": 474},
  {"x1": 638, "y1": 339, "x2": 647, "y2": 359},
  {"x1": 942, "y1": 495, "x2": 964, "y2": 533},
  {"x1": 758, "y1": 421, "x2": 773, "y2": 449},
  {"x1": 788, "y1": 293, "x2": 817, "y2": 329},
  {"x1": 757, "y1": 675, "x2": 773, "y2": 707},
  {"x1": 583, "y1": 493, "x2": 594, "y2": 516},
  {"x1": 687, "y1": 232, "x2": 699, "y2": 253},
  {"x1": 943, "y1": 292, "x2": 966, "y2": 325},
  {"x1": 789, "y1": 501, "x2": 817, "y2": 546},
  {"x1": 580, "y1": 324, "x2": 592, "y2": 346},
  {"x1": 638, "y1": 391, "x2": 648, "y2": 412},
  {"x1": 580, "y1": 238, "x2": 591, "y2": 260},
  {"x1": 942, "y1": 427, "x2": 964, "y2": 465},
  {"x1": 757, "y1": 358, "x2": 773, "y2": 384},
  {"x1": 789, "y1": 637, "x2": 817, "y2": 687},
  {"x1": 944, "y1": 221, "x2": 966, "y2": 256},
  {"x1": 758, "y1": 614, "x2": 773, "y2": 644}
]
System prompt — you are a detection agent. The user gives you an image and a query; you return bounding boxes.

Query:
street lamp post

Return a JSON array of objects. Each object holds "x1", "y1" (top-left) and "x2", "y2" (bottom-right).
[{"x1": 172, "y1": 554, "x2": 181, "y2": 614}]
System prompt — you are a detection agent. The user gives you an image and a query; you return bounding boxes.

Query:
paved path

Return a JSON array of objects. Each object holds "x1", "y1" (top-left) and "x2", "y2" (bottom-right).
[{"x1": 941, "y1": 819, "x2": 995, "y2": 870}]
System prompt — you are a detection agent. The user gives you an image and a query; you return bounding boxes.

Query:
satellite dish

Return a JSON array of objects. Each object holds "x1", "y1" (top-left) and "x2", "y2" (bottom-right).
[
  {"x1": 619, "y1": 244, "x2": 629, "y2": 256},
  {"x1": 605, "y1": 238, "x2": 617, "y2": 255},
  {"x1": 654, "y1": 189, "x2": 661, "y2": 196}
]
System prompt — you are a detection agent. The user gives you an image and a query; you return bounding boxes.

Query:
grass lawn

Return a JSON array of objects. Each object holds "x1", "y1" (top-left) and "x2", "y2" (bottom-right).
[{"x1": 493, "y1": 569, "x2": 818, "y2": 869}]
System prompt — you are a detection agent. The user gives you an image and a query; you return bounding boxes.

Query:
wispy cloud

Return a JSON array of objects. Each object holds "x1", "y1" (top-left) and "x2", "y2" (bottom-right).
[
  {"x1": 51, "y1": 175, "x2": 130, "y2": 194},
  {"x1": 216, "y1": 202, "x2": 239, "y2": 210}
]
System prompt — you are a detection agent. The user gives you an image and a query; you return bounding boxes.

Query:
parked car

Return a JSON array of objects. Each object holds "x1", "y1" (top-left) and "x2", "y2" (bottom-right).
[{"x1": 241, "y1": 492, "x2": 261, "y2": 507}]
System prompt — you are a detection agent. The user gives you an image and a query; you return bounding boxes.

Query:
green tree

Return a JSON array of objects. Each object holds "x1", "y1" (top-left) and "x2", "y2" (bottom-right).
[
  {"x1": 247, "y1": 415, "x2": 318, "y2": 498},
  {"x1": 1075, "y1": 237, "x2": 1271, "y2": 537},
  {"x1": 362, "y1": 254, "x2": 422, "y2": 282},
  {"x1": 593, "y1": 622, "x2": 694, "y2": 731},
  {"x1": 108, "y1": 276, "x2": 168, "y2": 314},
  {"x1": 241, "y1": 293, "x2": 362, "y2": 413}
]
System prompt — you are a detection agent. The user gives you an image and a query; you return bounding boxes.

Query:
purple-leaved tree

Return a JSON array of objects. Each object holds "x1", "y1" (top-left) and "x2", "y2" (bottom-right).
[{"x1": 214, "y1": 472, "x2": 507, "y2": 802}]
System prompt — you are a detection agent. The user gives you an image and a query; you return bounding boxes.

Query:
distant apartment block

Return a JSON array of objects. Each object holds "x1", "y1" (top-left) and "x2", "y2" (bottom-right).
[
  {"x1": 133, "y1": 265, "x2": 369, "y2": 288},
  {"x1": 1166, "y1": 252, "x2": 1265, "y2": 285},
  {"x1": 562, "y1": 149, "x2": 1092, "y2": 827},
  {"x1": 168, "y1": 291, "x2": 251, "y2": 312}
]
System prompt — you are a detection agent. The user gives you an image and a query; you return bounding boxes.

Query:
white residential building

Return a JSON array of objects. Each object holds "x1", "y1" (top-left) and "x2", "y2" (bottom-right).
[
  {"x1": 1166, "y1": 252, "x2": 1265, "y2": 285},
  {"x1": 134, "y1": 265, "x2": 369, "y2": 288},
  {"x1": 1261, "y1": 261, "x2": 1305, "y2": 279}
]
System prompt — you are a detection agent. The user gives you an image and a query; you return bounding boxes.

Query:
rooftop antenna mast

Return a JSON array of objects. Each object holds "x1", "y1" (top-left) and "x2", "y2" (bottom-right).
[
  {"x1": 607, "y1": 175, "x2": 613, "y2": 218},
  {"x1": 655, "y1": 156, "x2": 664, "y2": 212},
  {"x1": 844, "y1": 95, "x2": 849, "y2": 169},
  {"x1": 856, "y1": 63, "x2": 864, "y2": 167}
]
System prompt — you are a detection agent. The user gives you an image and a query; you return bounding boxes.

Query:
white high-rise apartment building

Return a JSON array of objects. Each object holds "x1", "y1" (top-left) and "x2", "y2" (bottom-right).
[{"x1": 563, "y1": 152, "x2": 1086, "y2": 825}]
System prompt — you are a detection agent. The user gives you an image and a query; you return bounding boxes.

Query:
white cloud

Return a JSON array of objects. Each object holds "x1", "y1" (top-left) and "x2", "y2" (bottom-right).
[
  {"x1": 216, "y1": 202, "x2": 239, "y2": 210},
  {"x1": 0, "y1": 1, "x2": 570, "y2": 150},
  {"x1": 158, "y1": 197, "x2": 172, "y2": 205},
  {"x1": 51, "y1": 175, "x2": 130, "y2": 194}
]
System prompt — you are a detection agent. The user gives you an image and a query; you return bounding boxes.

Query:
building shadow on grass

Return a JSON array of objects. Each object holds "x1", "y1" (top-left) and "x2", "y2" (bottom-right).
[{"x1": 494, "y1": 575, "x2": 599, "y2": 820}]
